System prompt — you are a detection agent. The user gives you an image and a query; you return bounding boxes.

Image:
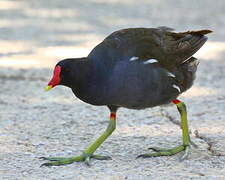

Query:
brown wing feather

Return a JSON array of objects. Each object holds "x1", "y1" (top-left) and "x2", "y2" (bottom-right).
[
  {"x1": 170, "y1": 29, "x2": 212, "y2": 38},
  {"x1": 90, "y1": 27, "x2": 211, "y2": 71}
]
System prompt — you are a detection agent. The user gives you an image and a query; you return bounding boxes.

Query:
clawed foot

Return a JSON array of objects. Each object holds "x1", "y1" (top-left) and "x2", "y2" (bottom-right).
[
  {"x1": 137, "y1": 144, "x2": 190, "y2": 161},
  {"x1": 40, "y1": 153, "x2": 112, "y2": 167}
]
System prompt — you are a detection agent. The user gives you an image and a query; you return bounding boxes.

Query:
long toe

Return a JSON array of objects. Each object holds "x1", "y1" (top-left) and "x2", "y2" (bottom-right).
[
  {"x1": 40, "y1": 157, "x2": 69, "y2": 161},
  {"x1": 40, "y1": 155, "x2": 84, "y2": 167},
  {"x1": 137, "y1": 144, "x2": 190, "y2": 159},
  {"x1": 40, "y1": 153, "x2": 112, "y2": 167},
  {"x1": 148, "y1": 147, "x2": 172, "y2": 152}
]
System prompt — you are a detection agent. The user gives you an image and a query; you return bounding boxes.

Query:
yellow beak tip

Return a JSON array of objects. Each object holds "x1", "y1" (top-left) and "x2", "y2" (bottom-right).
[{"x1": 45, "y1": 85, "x2": 53, "y2": 91}]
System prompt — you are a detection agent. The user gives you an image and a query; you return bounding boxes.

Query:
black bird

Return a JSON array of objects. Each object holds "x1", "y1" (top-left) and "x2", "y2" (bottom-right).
[{"x1": 42, "y1": 27, "x2": 212, "y2": 166}]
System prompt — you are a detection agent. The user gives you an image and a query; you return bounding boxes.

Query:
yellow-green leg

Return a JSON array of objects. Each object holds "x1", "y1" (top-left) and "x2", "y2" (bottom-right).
[
  {"x1": 41, "y1": 112, "x2": 116, "y2": 166},
  {"x1": 137, "y1": 99, "x2": 190, "y2": 160}
]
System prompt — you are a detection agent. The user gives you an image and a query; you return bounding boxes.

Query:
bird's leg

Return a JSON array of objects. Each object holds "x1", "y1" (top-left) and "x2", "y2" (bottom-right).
[
  {"x1": 41, "y1": 111, "x2": 116, "y2": 166},
  {"x1": 137, "y1": 99, "x2": 191, "y2": 160}
]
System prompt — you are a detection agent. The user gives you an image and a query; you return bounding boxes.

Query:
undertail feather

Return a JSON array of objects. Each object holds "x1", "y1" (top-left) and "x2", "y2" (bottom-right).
[{"x1": 179, "y1": 57, "x2": 199, "y2": 91}]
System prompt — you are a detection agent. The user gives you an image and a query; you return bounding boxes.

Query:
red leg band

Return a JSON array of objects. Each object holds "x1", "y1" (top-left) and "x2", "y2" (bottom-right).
[
  {"x1": 172, "y1": 99, "x2": 181, "y2": 104},
  {"x1": 110, "y1": 112, "x2": 116, "y2": 120}
]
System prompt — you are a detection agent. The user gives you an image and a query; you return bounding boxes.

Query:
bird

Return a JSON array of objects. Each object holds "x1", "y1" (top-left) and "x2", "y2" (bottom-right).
[{"x1": 41, "y1": 26, "x2": 212, "y2": 166}]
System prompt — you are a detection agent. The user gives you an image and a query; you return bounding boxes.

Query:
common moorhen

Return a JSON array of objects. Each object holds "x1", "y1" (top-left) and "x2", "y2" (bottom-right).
[{"x1": 42, "y1": 27, "x2": 212, "y2": 166}]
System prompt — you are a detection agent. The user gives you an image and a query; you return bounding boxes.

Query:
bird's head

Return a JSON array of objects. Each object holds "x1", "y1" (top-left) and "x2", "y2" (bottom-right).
[{"x1": 45, "y1": 58, "x2": 82, "y2": 91}]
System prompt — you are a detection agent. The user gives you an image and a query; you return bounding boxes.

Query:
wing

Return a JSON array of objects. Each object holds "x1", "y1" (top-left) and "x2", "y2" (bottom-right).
[{"x1": 88, "y1": 27, "x2": 212, "y2": 70}]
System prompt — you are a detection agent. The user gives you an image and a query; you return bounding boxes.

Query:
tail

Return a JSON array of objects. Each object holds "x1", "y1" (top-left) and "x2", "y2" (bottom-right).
[
  {"x1": 168, "y1": 29, "x2": 212, "y2": 64},
  {"x1": 179, "y1": 57, "x2": 199, "y2": 91}
]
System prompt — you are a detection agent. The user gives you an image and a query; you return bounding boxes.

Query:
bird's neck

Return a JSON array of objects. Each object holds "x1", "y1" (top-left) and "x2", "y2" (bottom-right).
[
  {"x1": 64, "y1": 59, "x2": 91, "y2": 88},
  {"x1": 66, "y1": 59, "x2": 95, "y2": 101}
]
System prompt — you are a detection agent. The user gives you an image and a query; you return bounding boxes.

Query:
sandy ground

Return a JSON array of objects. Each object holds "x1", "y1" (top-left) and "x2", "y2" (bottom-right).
[{"x1": 0, "y1": 0, "x2": 225, "y2": 179}]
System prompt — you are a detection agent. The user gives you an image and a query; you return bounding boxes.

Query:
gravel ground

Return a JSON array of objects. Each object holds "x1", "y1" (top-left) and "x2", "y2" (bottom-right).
[{"x1": 0, "y1": 0, "x2": 225, "y2": 179}]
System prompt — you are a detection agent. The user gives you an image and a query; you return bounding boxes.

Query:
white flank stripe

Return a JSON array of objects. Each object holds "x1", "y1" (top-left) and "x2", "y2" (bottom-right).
[
  {"x1": 172, "y1": 84, "x2": 181, "y2": 92},
  {"x1": 167, "y1": 72, "x2": 175, "y2": 78},
  {"x1": 143, "y1": 59, "x2": 158, "y2": 64},
  {"x1": 130, "y1": 56, "x2": 139, "y2": 61}
]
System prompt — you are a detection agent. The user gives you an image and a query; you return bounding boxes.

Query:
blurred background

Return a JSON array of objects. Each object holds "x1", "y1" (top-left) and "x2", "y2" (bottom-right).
[
  {"x1": 0, "y1": 0, "x2": 225, "y2": 179},
  {"x1": 0, "y1": 0, "x2": 224, "y2": 68}
]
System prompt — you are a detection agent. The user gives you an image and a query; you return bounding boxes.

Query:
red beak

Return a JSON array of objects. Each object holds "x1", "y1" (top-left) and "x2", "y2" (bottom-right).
[{"x1": 45, "y1": 65, "x2": 61, "y2": 91}]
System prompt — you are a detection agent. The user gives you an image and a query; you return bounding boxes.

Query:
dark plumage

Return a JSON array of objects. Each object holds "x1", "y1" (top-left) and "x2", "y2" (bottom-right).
[
  {"x1": 43, "y1": 27, "x2": 212, "y2": 166},
  {"x1": 56, "y1": 27, "x2": 210, "y2": 109}
]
